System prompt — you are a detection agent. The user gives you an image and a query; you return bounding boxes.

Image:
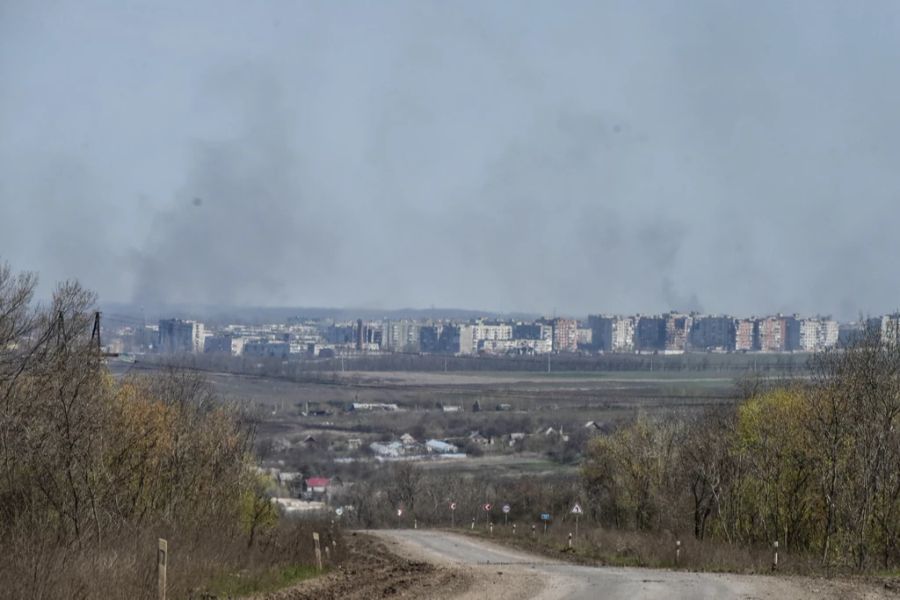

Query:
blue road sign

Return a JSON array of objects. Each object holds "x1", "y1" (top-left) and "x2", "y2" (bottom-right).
[{"x1": 540, "y1": 513, "x2": 551, "y2": 521}]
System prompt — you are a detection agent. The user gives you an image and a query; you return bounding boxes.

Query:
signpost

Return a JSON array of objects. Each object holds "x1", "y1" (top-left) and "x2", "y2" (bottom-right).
[
  {"x1": 502, "y1": 503, "x2": 511, "y2": 526},
  {"x1": 449, "y1": 501, "x2": 457, "y2": 528},
  {"x1": 483, "y1": 503, "x2": 492, "y2": 531},
  {"x1": 540, "y1": 512, "x2": 551, "y2": 534},
  {"x1": 571, "y1": 503, "x2": 583, "y2": 541}
]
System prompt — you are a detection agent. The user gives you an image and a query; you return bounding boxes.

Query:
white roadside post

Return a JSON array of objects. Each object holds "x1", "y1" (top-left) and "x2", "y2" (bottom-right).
[
  {"x1": 773, "y1": 540, "x2": 779, "y2": 571},
  {"x1": 313, "y1": 532, "x2": 323, "y2": 572},
  {"x1": 157, "y1": 538, "x2": 167, "y2": 600},
  {"x1": 676, "y1": 540, "x2": 681, "y2": 566},
  {"x1": 449, "y1": 502, "x2": 457, "y2": 528}
]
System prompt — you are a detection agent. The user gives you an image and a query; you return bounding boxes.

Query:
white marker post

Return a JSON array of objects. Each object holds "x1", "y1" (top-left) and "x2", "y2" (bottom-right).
[
  {"x1": 313, "y1": 533, "x2": 323, "y2": 572},
  {"x1": 773, "y1": 540, "x2": 779, "y2": 571},
  {"x1": 483, "y1": 503, "x2": 492, "y2": 531},
  {"x1": 676, "y1": 540, "x2": 681, "y2": 566},
  {"x1": 157, "y1": 539, "x2": 167, "y2": 600}
]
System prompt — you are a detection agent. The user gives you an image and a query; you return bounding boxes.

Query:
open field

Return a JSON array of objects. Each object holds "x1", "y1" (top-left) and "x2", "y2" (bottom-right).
[{"x1": 110, "y1": 360, "x2": 752, "y2": 484}]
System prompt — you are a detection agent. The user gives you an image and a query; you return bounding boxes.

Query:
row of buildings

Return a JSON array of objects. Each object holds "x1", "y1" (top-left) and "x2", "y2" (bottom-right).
[
  {"x1": 588, "y1": 313, "x2": 840, "y2": 354},
  {"x1": 138, "y1": 312, "x2": 887, "y2": 358}
]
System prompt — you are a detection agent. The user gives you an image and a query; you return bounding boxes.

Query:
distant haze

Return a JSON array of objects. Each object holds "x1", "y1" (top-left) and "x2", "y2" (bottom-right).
[{"x1": 2, "y1": 1, "x2": 900, "y2": 320}]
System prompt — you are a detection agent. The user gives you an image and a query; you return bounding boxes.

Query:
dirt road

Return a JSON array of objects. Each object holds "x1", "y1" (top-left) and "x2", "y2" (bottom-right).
[{"x1": 373, "y1": 529, "x2": 896, "y2": 600}]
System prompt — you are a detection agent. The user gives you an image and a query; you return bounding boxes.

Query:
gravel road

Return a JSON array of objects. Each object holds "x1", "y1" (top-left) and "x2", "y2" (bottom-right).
[{"x1": 373, "y1": 529, "x2": 897, "y2": 600}]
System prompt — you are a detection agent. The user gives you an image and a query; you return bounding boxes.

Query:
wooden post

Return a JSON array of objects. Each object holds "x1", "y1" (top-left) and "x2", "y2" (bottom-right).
[
  {"x1": 157, "y1": 538, "x2": 167, "y2": 600},
  {"x1": 313, "y1": 532, "x2": 323, "y2": 572}
]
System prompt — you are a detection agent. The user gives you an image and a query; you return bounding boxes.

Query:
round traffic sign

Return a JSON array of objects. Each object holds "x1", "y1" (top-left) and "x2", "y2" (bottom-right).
[
  {"x1": 449, "y1": 502, "x2": 457, "y2": 511},
  {"x1": 335, "y1": 507, "x2": 344, "y2": 516},
  {"x1": 502, "y1": 504, "x2": 511, "y2": 514},
  {"x1": 483, "y1": 503, "x2": 492, "y2": 512}
]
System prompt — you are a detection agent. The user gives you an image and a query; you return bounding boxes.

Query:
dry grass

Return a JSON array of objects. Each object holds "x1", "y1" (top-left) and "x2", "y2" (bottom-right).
[{"x1": 0, "y1": 519, "x2": 344, "y2": 600}]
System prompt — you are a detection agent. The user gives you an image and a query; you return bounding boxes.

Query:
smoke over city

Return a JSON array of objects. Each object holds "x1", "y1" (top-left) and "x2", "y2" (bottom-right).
[{"x1": 3, "y1": 1, "x2": 900, "y2": 319}]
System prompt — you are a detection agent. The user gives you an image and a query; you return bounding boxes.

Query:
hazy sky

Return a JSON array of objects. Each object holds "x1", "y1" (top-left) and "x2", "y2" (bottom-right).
[{"x1": 2, "y1": 1, "x2": 900, "y2": 319}]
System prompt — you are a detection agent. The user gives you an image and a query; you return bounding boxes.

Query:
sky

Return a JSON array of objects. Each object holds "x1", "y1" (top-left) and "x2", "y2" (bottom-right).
[{"x1": 2, "y1": 1, "x2": 900, "y2": 319}]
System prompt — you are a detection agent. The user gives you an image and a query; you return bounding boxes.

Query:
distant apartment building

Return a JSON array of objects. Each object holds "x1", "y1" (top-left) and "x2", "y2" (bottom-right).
[
  {"x1": 382, "y1": 320, "x2": 421, "y2": 352},
  {"x1": 419, "y1": 325, "x2": 441, "y2": 353},
  {"x1": 734, "y1": 319, "x2": 756, "y2": 352},
  {"x1": 664, "y1": 313, "x2": 693, "y2": 353},
  {"x1": 792, "y1": 318, "x2": 818, "y2": 352},
  {"x1": 818, "y1": 319, "x2": 839, "y2": 349},
  {"x1": 460, "y1": 321, "x2": 514, "y2": 354},
  {"x1": 689, "y1": 316, "x2": 735, "y2": 351},
  {"x1": 784, "y1": 317, "x2": 837, "y2": 352},
  {"x1": 243, "y1": 340, "x2": 290, "y2": 358},
  {"x1": 158, "y1": 319, "x2": 205, "y2": 354},
  {"x1": 324, "y1": 323, "x2": 355, "y2": 345},
  {"x1": 354, "y1": 320, "x2": 382, "y2": 350},
  {"x1": 513, "y1": 323, "x2": 553, "y2": 342},
  {"x1": 839, "y1": 322, "x2": 865, "y2": 347},
  {"x1": 549, "y1": 318, "x2": 579, "y2": 353},
  {"x1": 588, "y1": 315, "x2": 635, "y2": 352},
  {"x1": 459, "y1": 325, "x2": 477, "y2": 355},
  {"x1": 204, "y1": 334, "x2": 245, "y2": 356},
  {"x1": 868, "y1": 314, "x2": 900, "y2": 345},
  {"x1": 576, "y1": 327, "x2": 593, "y2": 348},
  {"x1": 635, "y1": 316, "x2": 666, "y2": 352},
  {"x1": 756, "y1": 316, "x2": 787, "y2": 352}
]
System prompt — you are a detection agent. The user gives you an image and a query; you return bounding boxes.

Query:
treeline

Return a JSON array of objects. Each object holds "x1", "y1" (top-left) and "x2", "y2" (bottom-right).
[
  {"x1": 0, "y1": 263, "x2": 336, "y2": 599},
  {"x1": 582, "y1": 328, "x2": 900, "y2": 571},
  {"x1": 143, "y1": 347, "x2": 810, "y2": 379}
]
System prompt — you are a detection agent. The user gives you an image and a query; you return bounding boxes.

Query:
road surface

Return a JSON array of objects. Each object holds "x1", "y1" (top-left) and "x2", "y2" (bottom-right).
[{"x1": 372, "y1": 529, "x2": 890, "y2": 600}]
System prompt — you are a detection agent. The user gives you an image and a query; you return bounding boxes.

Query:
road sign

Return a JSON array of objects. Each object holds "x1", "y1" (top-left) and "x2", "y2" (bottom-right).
[
  {"x1": 540, "y1": 513, "x2": 551, "y2": 521},
  {"x1": 483, "y1": 503, "x2": 492, "y2": 512},
  {"x1": 449, "y1": 502, "x2": 457, "y2": 511},
  {"x1": 397, "y1": 508, "x2": 403, "y2": 517},
  {"x1": 571, "y1": 503, "x2": 583, "y2": 515},
  {"x1": 502, "y1": 504, "x2": 511, "y2": 514},
  {"x1": 335, "y1": 507, "x2": 344, "y2": 516}
]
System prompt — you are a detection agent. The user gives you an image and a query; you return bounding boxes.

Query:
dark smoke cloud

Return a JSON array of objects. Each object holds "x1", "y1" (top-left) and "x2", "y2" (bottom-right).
[
  {"x1": 3, "y1": 1, "x2": 900, "y2": 319},
  {"x1": 131, "y1": 68, "x2": 341, "y2": 306}
]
